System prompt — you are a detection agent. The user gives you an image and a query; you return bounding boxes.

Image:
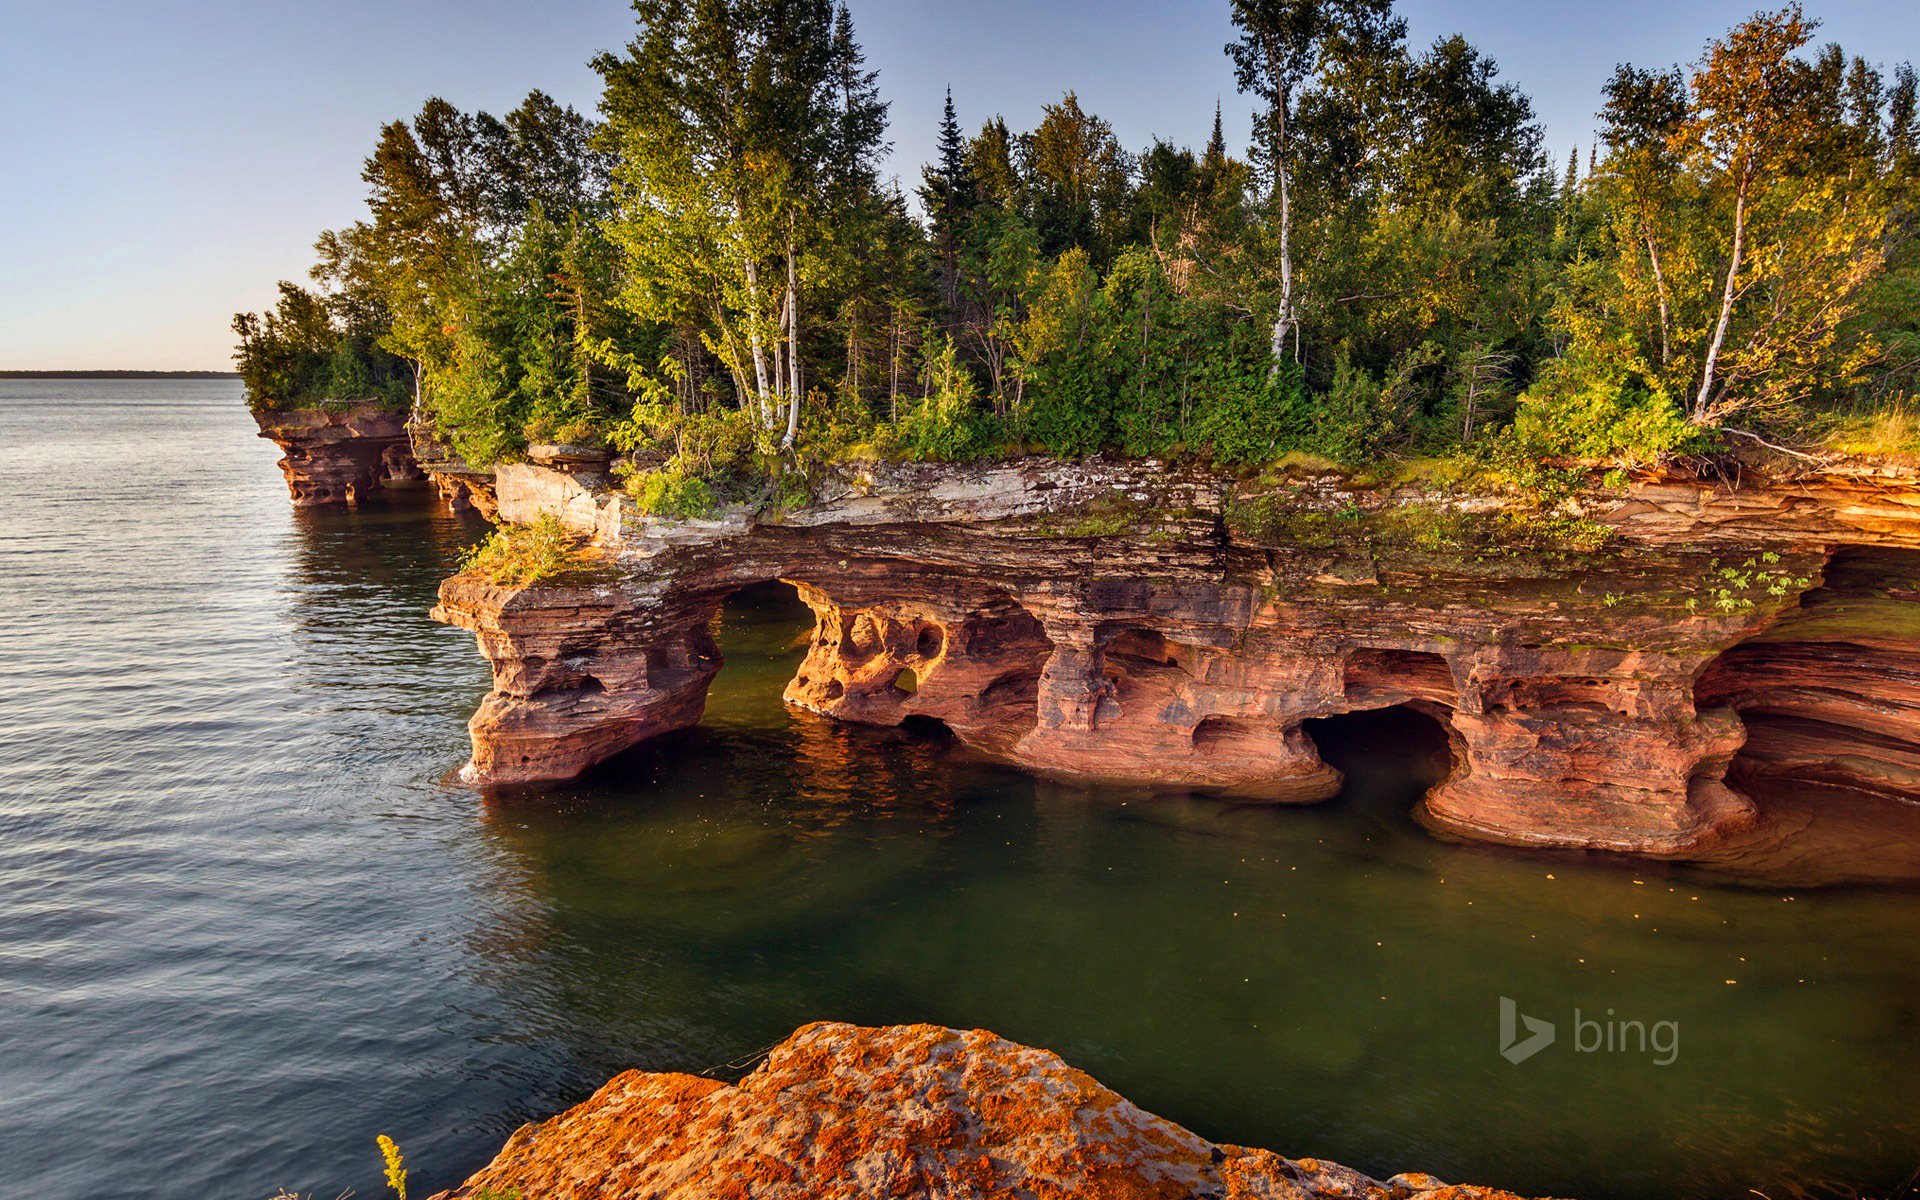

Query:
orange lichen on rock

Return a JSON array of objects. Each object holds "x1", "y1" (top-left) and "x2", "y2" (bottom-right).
[{"x1": 433, "y1": 1023, "x2": 1544, "y2": 1200}]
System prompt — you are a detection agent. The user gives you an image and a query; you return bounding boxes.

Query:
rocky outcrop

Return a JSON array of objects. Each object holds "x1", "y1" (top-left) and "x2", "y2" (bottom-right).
[
  {"x1": 432, "y1": 457, "x2": 1920, "y2": 861},
  {"x1": 408, "y1": 416, "x2": 498, "y2": 519},
  {"x1": 254, "y1": 401, "x2": 422, "y2": 506},
  {"x1": 432, "y1": 1022, "x2": 1538, "y2": 1200}
]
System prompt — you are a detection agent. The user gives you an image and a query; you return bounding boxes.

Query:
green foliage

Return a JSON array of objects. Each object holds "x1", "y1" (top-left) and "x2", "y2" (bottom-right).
[
  {"x1": 884, "y1": 335, "x2": 999, "y2": 460},
  {"x1": 1507, "y1": 336, "x2": 1704, "y2": 466},
  {"x1": 245, "y1": 3, "x2": 1918, "y2": 490},
  {"x1": 626, "y1": 468, "x2": 719, "y2": 519},
  {"x1": 459, "y1": 515, "x2": 604, "y2": 586},
  {"x1": 232, "y1": 283, "x2": 410, "y2": 412},
  {"x1": 1188, "y1": 359, "x2": 1306, "y2": 465},
  {"x1": 1689, "y1": 552, "x2": 1815, "y2": 614}
]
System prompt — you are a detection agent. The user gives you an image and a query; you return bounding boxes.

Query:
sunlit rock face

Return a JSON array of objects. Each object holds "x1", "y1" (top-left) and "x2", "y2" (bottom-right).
[
  {"x1": 432, "y1": 457, "x2": 1920, "y2": 860},
  {"x1": 252, "y1": 401, "x2": 420, "y2": 506},
  {"x1": 429, "y1": 1022, "x2": 1539, "y2": 1200}
]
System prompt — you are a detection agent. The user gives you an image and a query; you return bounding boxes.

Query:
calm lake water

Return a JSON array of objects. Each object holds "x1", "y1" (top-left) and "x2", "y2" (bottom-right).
[{"x1": 2, "y1": 380, "x2": 1918, "y2": 1200}]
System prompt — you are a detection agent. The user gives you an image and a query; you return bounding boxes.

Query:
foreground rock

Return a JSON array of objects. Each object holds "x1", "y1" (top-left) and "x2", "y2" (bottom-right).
[
  {"x1": 433, "y1": 1022, "x2": 1538, "y2": 1200},
  {"x1": 253, "y1": 401, "x2": 422, "y2": 506}
]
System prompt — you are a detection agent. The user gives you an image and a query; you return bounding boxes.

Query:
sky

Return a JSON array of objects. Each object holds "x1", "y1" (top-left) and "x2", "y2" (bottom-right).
[{"x1": 2, "y1": 1, "x2": 1917, "y2": 371}]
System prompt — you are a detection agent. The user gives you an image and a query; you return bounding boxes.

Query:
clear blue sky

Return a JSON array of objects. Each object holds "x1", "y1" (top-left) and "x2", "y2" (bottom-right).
[{"x1": 2, "y1": 0, "x2": 1916, "y2": 370}]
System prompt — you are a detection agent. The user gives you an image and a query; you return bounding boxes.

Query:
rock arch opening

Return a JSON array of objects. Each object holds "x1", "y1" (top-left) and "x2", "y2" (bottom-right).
[
  {"x1": 1302, "y1": 706, "x2": 1459, "y2": 798},
  {"x1": 1688, "y1": 546, "x2": 1920, "y2": 881}
]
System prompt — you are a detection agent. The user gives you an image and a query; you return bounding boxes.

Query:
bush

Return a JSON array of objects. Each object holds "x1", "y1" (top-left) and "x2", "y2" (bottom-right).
[
  {"x1": 884, "y1": 335, "x2": 1002, "y2": 460},
  {"x1": 1508, "y1": 338, "x2": 1702, "y2": 467},
  {"x1": 1189, "y1": 358, "x2": 1307, "y2": 466},
  {"x1": 460, "y1": 515, "x2": 602, "y2": 585},
  {"x1": 1310, "y1": 344, "x2": 1443, "y2": 465},
  {"x1": 626, "y1": 468, "x2": 719, "y2": 518}
]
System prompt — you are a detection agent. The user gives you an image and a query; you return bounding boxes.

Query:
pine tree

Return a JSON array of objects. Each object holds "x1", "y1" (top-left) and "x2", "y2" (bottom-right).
[
  {"x1": 1564, "y1": 143, "x2": 1580, "y2": 196},
  {"x1": 1205, "y1": 98, "x2": 1228, "y2": 169},
  {"x1": 918, "y1": 89, "x2": 974, "y2": 322}
]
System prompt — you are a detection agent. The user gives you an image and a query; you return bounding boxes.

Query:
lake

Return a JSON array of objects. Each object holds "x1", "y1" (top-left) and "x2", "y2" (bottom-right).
[{"x1": 1, "y1": 380, "x2": 1916, "y2": 1199}]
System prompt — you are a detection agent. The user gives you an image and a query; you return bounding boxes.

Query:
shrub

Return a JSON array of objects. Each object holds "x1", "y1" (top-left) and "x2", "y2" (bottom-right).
[
  {"x1": 1189, "y1": 358, "x2": 1307, "y2": 466},
  {"x1": 626, "y1": 468, "x2": 719, "y2": 519},
  {"x1": 884, "y1": 335, "x2": 1001, "y2": 460},
  {"x1": 1508, "y1": 338, "x2": 1702, "y2": 467},
  {"x1": 460, "y1": 515, "x2": 602, "y2": 585}
]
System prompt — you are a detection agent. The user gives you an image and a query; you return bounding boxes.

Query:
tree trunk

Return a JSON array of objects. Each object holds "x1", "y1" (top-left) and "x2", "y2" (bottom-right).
[
  {"x1": 1269, "y1": 86, "x2": 1295, "y2": 374},
  {"x1": 743, "y1": 255, "x2": 774, "y2": 430},
  {"x1": 1644, "y1": 230, "x2": 1672, "y2": 366},
  {"x1": 1696, "y1": 174, "x2": 1749, "y2": 420},
  {"x1": 783, "y1": 237, "x2": 802, "y2": 450}
]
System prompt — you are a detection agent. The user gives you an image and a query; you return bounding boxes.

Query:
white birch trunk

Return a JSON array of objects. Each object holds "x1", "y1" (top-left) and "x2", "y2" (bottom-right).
[
  {"x1": 1268, "y1": 96, "x2": 1295, "y2": 374},
  {"x1": 1696, "y1": 177, "x2": 1748, "y2": 420},
  {"x1": 782, "y1": 241, "x2": 801, "y2": 449}
]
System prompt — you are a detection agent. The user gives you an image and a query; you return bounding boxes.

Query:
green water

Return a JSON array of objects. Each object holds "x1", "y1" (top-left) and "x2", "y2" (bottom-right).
[{"x1": 484, "y1": 584, "x2": 1920, "y2": 1200}]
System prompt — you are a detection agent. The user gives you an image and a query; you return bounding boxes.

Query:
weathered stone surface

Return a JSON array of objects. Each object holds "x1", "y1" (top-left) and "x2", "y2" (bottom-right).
[
  {"x1": 432, "y1": 457, "x2": 1920, "y2": 860},
  {"x1": 408, "y1": 415, "x2": 499, "y2": 519},
  {"x1": 253, "y1": 401, "x2": 420, "y2": 506},
  {"x1": 432, "y1": 1022, "x2": 1542, "y2": 1200}
]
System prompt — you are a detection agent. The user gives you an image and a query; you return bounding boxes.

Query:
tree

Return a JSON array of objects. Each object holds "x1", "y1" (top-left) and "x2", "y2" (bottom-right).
[
  {"x1": 918, "y1": 89, "x2": 974, "y2": 320},
  {"x1": 597, "y1": 0, "x2": 891, "y2": 450},
  {"x1": 1227, "y1": 0, "x2": 1398, "y2": 367},
  {"x1": 1024, "y1": 92, "x2": 1134, "y2": 262},
  {"x1": 1599, "y1": 65, "x2": 1691, "y2": 368},
  {"x1": 1677, "y1": 4, "x2": 1821, "y2": 420}
]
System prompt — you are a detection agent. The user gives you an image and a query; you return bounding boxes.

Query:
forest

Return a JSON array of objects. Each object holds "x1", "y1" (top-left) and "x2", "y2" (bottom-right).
[{"x1": 232, "y1": 0, "x2": 1920, "y2": 516}]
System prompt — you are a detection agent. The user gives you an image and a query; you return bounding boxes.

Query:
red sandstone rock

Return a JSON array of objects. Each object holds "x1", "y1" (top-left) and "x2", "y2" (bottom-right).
[
  {"x1": 253, "y1": 401, "x2": 420, "y2": 506},
  {"x1": 407, "y1": 414, "x2": 500, "y2": 519},
  {"x1": 432, "y1": 457, "x2": 1920, "y2": 860},
  {"x1": 432, "y1": 1023, "x2": 1543, "y2": 1200}
]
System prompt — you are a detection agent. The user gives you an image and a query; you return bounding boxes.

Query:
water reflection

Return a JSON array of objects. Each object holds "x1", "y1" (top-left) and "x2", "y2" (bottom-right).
[{"x1": 455, "y1": 585, "x2": 1920, "y2": 1200}]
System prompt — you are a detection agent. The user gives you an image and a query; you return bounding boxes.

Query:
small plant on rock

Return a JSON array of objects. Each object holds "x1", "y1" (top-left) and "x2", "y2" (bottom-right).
[
  {"x1": 376, "y1": 1135, "x2": 407, "y2": 1200},
  {"x1": 460, "y1": 515, "x2": 602, "y2": 586}
]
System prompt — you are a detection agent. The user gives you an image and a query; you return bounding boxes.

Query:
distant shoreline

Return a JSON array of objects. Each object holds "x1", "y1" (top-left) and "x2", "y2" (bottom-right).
[{"x1": 0, "y1": 370, "x2": 238, "y2": 379}]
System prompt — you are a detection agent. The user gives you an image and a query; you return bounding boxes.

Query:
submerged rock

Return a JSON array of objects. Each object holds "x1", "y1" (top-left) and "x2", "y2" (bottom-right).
[{"x1": 433, "y1": 1022, "x2": 1542, "y2": 1200}]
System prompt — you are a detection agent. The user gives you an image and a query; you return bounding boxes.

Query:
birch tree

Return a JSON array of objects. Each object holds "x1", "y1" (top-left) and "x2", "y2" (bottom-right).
[
  {"x1": 1675, "y1": 5, "x2": 1820, "y2": 421},
  {"x1": 1226, "y1": 0, "x2": 1396, "y2": 370},
  {"x1": 597, "y1": 0, "x2": 888, "y2": 450}
]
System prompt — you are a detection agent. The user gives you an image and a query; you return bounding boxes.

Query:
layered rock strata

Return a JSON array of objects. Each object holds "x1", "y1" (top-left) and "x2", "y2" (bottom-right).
[
  {"x1": 407, "y1": 415, "x2": 499, "y2": 519},
  {"x1": 431, "y1": 1022, "x2": 1538, "y2": 1200},
  {"x1": 432, "y1": 457, "x2": 1920, "y2": 858},
  {"x1": 254, "y1": 401, "x2": 422, "y2": 506}
]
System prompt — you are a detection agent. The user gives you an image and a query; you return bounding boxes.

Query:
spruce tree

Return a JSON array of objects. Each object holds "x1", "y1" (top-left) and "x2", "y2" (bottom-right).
[{"x1": 918, "y1": 89, "x2": 974, "y2": 322}]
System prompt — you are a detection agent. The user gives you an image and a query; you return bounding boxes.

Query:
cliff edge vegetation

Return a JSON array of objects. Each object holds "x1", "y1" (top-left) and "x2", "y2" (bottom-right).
[{"x1": 236, "y1": 1, "x2": 1918, "y2": 515}]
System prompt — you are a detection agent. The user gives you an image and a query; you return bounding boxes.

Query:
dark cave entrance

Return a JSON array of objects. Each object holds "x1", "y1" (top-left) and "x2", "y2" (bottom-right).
[
  {"x1": 1302, "y1": 706, "x2": 1459, "y2": 796},
  {"x1": 701, "y1": 579, "x2": 817, "y2": 731}
]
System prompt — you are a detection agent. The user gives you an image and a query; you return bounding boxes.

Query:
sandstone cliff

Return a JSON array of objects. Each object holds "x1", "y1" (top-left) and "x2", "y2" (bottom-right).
[
  {"x1": 253, "y1": 402, "x2": 422, "y2": 506},
  {"x1": 430, "y1": 456, "x2": 1920, "y2": 868},
  {"x1": 432, "y1": 1022, "x2": 1541, "y2": 1200}
]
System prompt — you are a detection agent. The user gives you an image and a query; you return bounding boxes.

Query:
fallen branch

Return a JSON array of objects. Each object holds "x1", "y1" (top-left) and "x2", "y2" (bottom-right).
[{"x1": 1720, "y1": 427, "x2": 1827, "y2": 463}]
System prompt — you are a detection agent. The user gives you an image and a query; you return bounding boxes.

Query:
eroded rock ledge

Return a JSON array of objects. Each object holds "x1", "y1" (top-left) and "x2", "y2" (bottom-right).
[
  {"x1": 431, "y1": 456, "x2": 1920, "y2": 862},
  {"x1": 253, "y1": 401, "x2": 422, "y2": 506},
  {"x1": 431, "y1": 1022, "x2": 1540, "y2": 1200}
]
